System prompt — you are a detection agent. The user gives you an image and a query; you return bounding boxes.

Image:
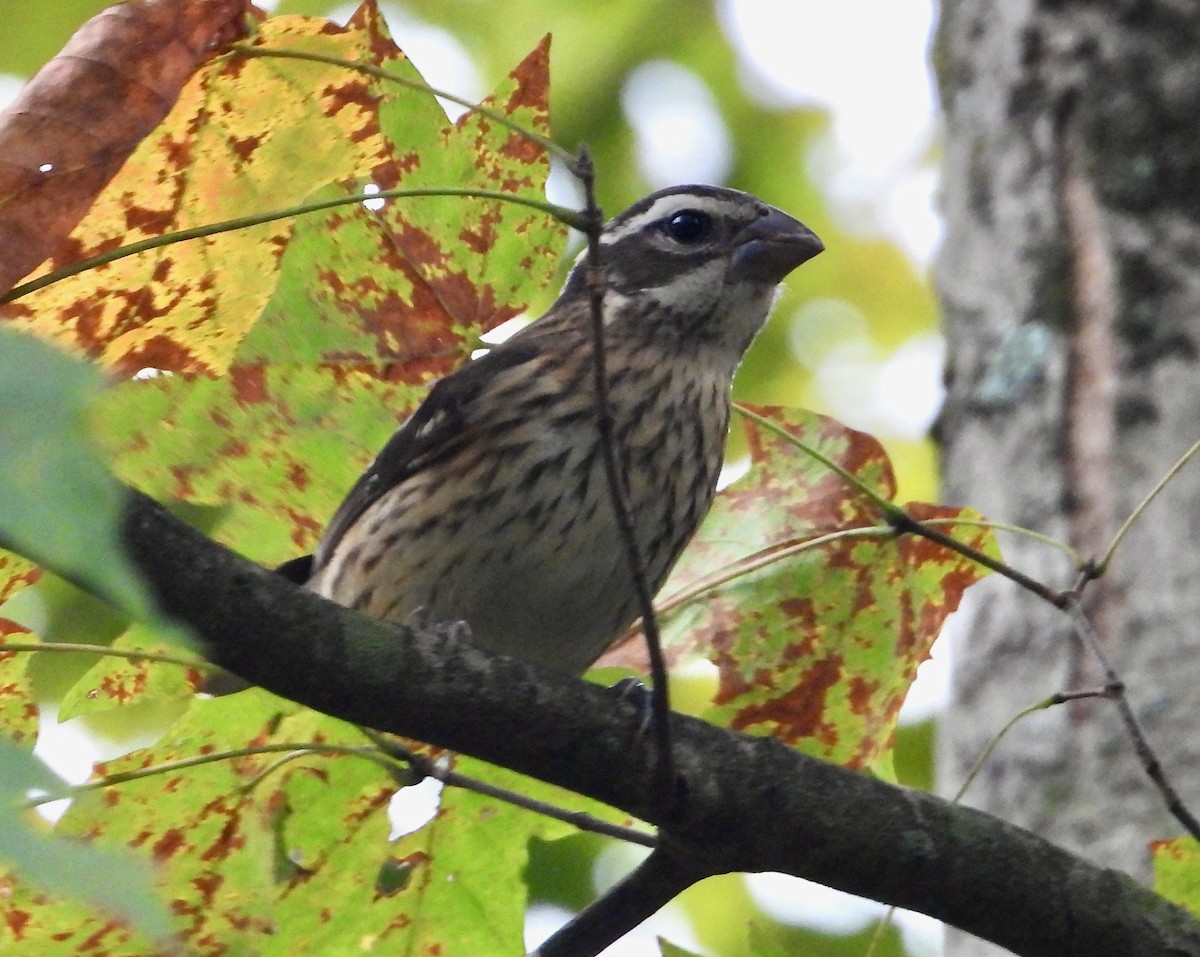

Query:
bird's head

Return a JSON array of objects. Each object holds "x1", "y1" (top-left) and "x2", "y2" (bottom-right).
[{"x1": 564, "y1": 185, "x2": 823, "y2": 355}]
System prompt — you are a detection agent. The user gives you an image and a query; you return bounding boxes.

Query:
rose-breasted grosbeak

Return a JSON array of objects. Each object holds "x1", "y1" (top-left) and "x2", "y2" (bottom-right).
[{"x1": 287, "y1": 185, "x2": 822, "y2": 675}]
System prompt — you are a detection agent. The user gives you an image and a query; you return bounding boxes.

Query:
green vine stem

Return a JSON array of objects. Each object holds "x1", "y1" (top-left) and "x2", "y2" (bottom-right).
[
  {"x1": 0, "y1": 641, "x2": 208, "y2": 671},
  {"x1": 1096, "y1": 434, "x2": 1200, "y2": 575},
  {"x1": 1, "y1": 187, "x2": 587, "y2": 305},
  {"x1": 24, "y1": 741, "x2": 398, "y2": 808}
]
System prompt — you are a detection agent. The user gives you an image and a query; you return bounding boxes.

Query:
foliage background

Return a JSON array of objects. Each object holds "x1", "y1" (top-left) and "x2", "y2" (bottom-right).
[{"x1": 0, "y1": 2, "x2": 943, "y2": 955}]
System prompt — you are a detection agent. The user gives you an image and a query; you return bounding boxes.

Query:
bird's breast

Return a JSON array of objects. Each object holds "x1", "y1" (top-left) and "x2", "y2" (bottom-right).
[{"x1": 309, "y1": 358, "x2": 731, "y2": 675}]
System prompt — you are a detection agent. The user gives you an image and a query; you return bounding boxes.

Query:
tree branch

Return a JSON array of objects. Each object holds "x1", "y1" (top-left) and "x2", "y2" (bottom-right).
[
  {"x1": 118, "y1": 489, "x2": 1200, "y2": 957},
  {"x1": 533, "y1": 848, "x2": 706, "y2": 957}
]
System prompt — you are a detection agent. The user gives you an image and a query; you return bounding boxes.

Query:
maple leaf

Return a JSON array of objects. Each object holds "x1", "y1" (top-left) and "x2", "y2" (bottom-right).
[{"x1": 601, "y1": 405, "x2": 996, "y2": 773}]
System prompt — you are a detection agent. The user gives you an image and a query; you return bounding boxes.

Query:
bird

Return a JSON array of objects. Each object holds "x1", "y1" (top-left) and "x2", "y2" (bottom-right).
[{"x1": 287, "y1": 184, "x2": 823, "y2": 676}]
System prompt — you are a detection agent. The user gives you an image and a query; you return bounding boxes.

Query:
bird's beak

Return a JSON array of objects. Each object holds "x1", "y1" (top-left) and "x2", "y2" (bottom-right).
[{"x1": 730, "y1": 207, "x2": 824, "y2": 283}]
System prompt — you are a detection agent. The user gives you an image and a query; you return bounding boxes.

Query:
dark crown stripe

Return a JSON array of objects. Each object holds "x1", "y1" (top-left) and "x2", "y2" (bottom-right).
[{"x1": 600, "y1": 191, "x2": 756, "y2": 246}]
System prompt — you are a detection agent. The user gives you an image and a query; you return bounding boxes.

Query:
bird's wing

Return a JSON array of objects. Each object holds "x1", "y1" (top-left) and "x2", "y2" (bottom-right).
[{"x1": 310, "y1": 339, "x2": 544, "y2": 571}]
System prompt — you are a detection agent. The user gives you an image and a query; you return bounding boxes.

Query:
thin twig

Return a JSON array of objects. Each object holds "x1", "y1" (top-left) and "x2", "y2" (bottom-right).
[
  {"x1": 1, "y1": 187, "x2": 587, "y2": 304},
  {"x1": 430, "y1": 760, "x2": 656, "y2": 848},
  {"x1": 1059, "y1": 595, "x2": 1200, "y2": 841},
  {"x1": 1097, "y1": 434, "x2": 1200, "y2": 575},
  {"x1": 919, "y1": 516, "x2": 1082, "y2": 562},
  {"x1": 0, "y1": 640, "x2": 210, "y2": 670},
  {"x1": 887, "y1": 509, "x2": 1067, "y2": 607},
  {"x1": 955, "y1": 697, "x2": 1063, "y2": 803},
  {"x1": 893, "y1": 512, "x2": 1200, "y2": 834},
  {"x1": 643, "y1": 516, "x2": 1080, "y2": 636},
  {"x1": 734, "y1": 402, "x2": 1079, "y2": 602},
  {"x1": 24, "y1": 742, "x2": 395, "y2": 807},
  {"x1": 881, "y1": 431, "x2": 1200, "y2": 837},
  {"x1": 861, "y1": 686, "x2": 1114, "y2": 957},
  {"x1": 737, "y1": 403, "x2": 1200, "y2": 839},
  {"x1": 570, "y1": 146, "x2": 676, "y2": 812},
  {"x1": 863, "y1": 908, "x2": 895, "y2": 957},
  {"x1": 358, "y1": 727, "x2": 657, "y2": 847}
]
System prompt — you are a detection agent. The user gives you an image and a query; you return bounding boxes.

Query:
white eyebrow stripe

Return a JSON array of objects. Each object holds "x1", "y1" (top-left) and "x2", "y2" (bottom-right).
[{"x1": 599, "y1": 195, "x2": 752, "y2": 245}]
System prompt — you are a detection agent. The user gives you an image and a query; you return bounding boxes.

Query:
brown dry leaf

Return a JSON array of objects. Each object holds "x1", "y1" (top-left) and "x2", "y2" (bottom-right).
[{"x1": 0, "y1": 0, "x2": 251, "y2": 295}]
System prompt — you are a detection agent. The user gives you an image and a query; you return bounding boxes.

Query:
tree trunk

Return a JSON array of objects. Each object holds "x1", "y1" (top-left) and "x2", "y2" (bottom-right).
[{"x1": 935, "y1": 1, "x2": 1200, "y2": 954}]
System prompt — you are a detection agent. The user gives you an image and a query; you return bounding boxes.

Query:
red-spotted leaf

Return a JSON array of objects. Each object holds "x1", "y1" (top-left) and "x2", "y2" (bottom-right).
[
  {"x1": 0, "y1": 642, "x2": 38, "y2": 745},
  {"x1": 1, "y1": 2, "x2": 559, "y2": 381},
  {"x1": 57, "y1": 623, "x2": 207, "y2": 721},
  {"x1": 603, "y1": 406, "x2": 996, "y2": 772},
  {"x1": 0, "y1": 742, "x2": 172, "y2": 946},
  {"x1": 3, "y1": 6, "x2": 405, "y2": 374},
  {"x1": 92, "y1": 24, "x2": 559, "y2": 569},
  {"x1": 16, "y1": 693, "x2": 545, "y2": 954},
  {"x1": 3, "y1": 5, "x2": 559, "y2": 599},
  {"x1": 28, "y1": 693, "x2": 303, "y2": 952}
]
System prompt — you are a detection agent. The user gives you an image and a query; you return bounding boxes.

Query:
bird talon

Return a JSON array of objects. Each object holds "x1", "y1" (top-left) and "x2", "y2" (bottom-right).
[{"x1": 610, "y1": 677, "x2": 656, "y2": 740}]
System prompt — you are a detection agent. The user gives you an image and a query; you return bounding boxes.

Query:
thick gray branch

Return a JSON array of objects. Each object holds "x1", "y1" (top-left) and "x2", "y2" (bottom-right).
[{"x1": 120, "y1": 489, "x2": 1200, "y2": 957}]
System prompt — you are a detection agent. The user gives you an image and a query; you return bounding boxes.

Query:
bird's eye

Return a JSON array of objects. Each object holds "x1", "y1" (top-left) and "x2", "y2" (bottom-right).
[{"x1": 663, "y1": 209, "x2": 713, "y2": 245}]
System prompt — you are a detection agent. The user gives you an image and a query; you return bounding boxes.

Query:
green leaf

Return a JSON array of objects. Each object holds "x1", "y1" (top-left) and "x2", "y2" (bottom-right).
[
  {"x1": 276, "y1": 753, "x2": 531, "y2": 955},
  {"x1": 1, "y1": 13, "x2": 565, "y2": 951},
  {"x1": 1153, "y1": 836, "x2": 1200, "y2": 918},
  {"x1": 0, "y1": 640, "x2": 38, "y2": 746},
  {"x1": 0, "y1": 740, "x2": 172, "y2": 946},
  {"x1": 56, "y1": 622, "x2": 207, "y2": 721},
  {"x1": 0, "y1": 329, "x2": 154, "y2": 620},
  {"x1": 2, "y1": 6, "x2": 424, "y2": 377},
  {"x1": 24, "y1": 694, "x2": 556, "y2": 955},
  {"x1": 659, "y1": 936, "x2": 706, "y2": 957},
  {"x1": 39, "y1": 693, "x2": 304, "y2": 951}
]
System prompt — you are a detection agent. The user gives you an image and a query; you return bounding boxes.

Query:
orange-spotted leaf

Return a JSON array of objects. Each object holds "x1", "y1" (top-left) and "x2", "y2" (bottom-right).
[
  {"x1": 32, "y1": 693, "x2": 304, "y2": 951},
  {"x1": 1, "y1": 2, "x2": 559, "y2": 380},
  {"x1": 604, "y1": 406, "x2": 995, "y2": 772},
  {"x1": 371, "y1": 35, "x2": 559, "y2": 329},
  {"x1": 0, "y1": 555, "x2": 37, "y2": 610},
  {"x1": 25, "y1": 693, "x2": 537, "y2": 954},
  {"x1": 101, "y1": 365, "x2": 453, "y2": 565},
  {"x1": 0, "y1": 742, "x2": 172, "y2": 944},
  {"x1": 93, "y1": 24, "x2": 558, "y2": 569},
  {"x1": 57, "y1": 622, "x2": 208, "y2": 721},
  {"x1": 3, "y1": 6, "x2": 559, "y2": 593},
  {"x1": 0, "y1": 640, "x2": 38, "y2": 745},
  {"x1": 3, "y1": 5, "x2": 409, "y2": 374}
]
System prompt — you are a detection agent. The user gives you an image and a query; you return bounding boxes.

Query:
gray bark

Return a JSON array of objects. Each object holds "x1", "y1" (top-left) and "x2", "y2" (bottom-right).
[{"x1": 935, "y1": 1, "x2": 1200, "y2": 954}]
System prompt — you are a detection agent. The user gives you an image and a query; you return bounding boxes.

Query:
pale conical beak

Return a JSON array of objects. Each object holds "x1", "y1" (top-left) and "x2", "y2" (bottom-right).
[{"x1": 730, "y1": 207, "x2": 824, "y2": 283}]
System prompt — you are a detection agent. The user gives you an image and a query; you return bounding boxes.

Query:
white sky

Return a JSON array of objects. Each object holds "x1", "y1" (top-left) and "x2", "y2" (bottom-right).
[{"x1": 719, "y1": 0, "x2": 940, "y2": 262}]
